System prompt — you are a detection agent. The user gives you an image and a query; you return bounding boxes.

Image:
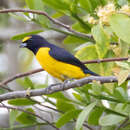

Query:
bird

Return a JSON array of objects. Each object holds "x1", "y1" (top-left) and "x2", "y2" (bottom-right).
[{"x1": 20, "y1": 35, "x2": 99, "y2": 81}]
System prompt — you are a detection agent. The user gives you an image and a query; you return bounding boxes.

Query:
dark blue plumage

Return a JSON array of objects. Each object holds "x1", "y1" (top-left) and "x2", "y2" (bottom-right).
[{"x1": 21, "y1": 35, "x2": 99, "y2": 76}]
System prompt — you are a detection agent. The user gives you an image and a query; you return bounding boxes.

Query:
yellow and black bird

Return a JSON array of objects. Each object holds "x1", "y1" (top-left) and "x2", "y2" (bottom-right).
[{"x1": 20, "y1": 35, "x2": 99, "y2": 81}]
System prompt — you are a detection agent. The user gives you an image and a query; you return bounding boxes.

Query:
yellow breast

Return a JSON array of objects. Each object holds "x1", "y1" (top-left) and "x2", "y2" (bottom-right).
[{"x1": 36, "y1": 47, "x2": 86, "y2": 81}]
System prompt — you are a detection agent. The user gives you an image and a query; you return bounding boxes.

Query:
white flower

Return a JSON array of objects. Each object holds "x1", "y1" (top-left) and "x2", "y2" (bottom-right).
[
  {"x1": 120, "y1": 5, "x2": 130, "y2": 15},
  {"x1": 97, "y1": 3, "x2": 115, "y2": 25},
  {"x1": 87, "y1": 17, "x2": 97, "y2": 24}
]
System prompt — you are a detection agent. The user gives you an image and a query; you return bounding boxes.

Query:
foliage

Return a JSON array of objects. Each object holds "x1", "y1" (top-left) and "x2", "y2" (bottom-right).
[{"x1": 1, "y1": 0, "x2": 130, "y2": 129}]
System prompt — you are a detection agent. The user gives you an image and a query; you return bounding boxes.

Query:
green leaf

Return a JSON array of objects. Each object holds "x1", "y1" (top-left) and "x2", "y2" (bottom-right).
[
  {"x1": 75, "y1": 101, "x2": 97, "y2": 130},
  {"x1": 114, "y1": 103, "x2": 130, "y2": 114},
  {"x1": 11, "y1": 30, "x2": 43, "y2": 40},
  {"x1": 102, "y1": 50, "x2": 115, "y2": 76},
  {"x1": 56, "y1": 109, "x2": 81, "y2": 128},
  {"x1": 16, "y1": 108, "x2": 37, "y2": 124},
  {"x1": 51, "y1": 12, "x2": 64, "y2": 18},
  {"x1": 101, "y1": 126, "x2": 116, "y2": 130},
  {"x1": 73, "y1": 93, "x2": 83, "y2": 101},
  {"x1": 92, "y1": 82, "x2": 102, "y2": 95},
  {"x1": 99, "y1": 114, "x2": 125, "y2": 126},
  {"x1": 33, "y1": 0, "x2": 44, "y2": 10},
  {"x1": 89, "y1": 0, "x2": 102, "y2": 10},
  {"x1": 114, "y1": 87, "x2": 128, "y2": 101},
  {"x1": 72, "y1": 22, "x2": 89, "y2": 33},
  {"x1": 77, "y1": 85, "x2": 92, "y2": 103},
  {"x1": 117, "y1": 0, "x2": 128, "y2": 6},
  {"x1": 79, "y1": 0, "x2": 92, "y2": 13},
  {"x1": 64, "y1": 35, "x2": 86, "y2": 44},
  {"x1": 24, "y1": 77, "x2": 34, "y2": 89},
  {"x1": 116, "y1": 69, "x2": 130, "y2": 85},
  {"x1": 32, "y1": 0, "x2": 51, "y2": 28},
  {"x1": 75, "y1": 45, "x2": 98, "y2": 60},
  {"x1": 34, "y1": 84, "x2": 47, "y2": 89},
  {"x1": 16, "y1": 79, "x2": 31, "y2": 89},
  {"x1": 42, "y1": 0, "x2": 70, "y2": 11},
  {"x1": 75, "y1": 45, "x2": 100, "y2": 74},
  {"x1": 70, "y1": 0, "x2": 78, "y2": 14},
  {"x1": 56, "y1": 99, "x2": 75, "y2": 112},
  {"x1": 8, "y1": 98, "x2": 36, "y2": 106},
  {"x1": 92, "y1": 24, "x2": 110, "y2": 58},
  {"x1": 25, "y1": 0, "x2": 35, "y2": 9},
  {"x1": 119, "y1": 40, "x2": 129, "y2": 57},
  {"x1": 115, "y1": 62, "x2": 129, "y2": 69},
  {"x1": 88, "y1": 107, "x2": 103, "y2": 125},
  {"x1": 47, "y1": 92, "x2": 70, "y2": 101},
  {"x1": 110, "y1": 14, "x2": 130, "y2": 44},
  {"x1": 9, "y1": 110, "x2": 18, "y2": 128}
]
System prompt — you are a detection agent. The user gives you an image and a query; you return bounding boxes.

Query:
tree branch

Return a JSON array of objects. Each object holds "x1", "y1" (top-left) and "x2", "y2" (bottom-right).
[
  {"x1": 0, "y1": 75, "x2": 130, "y2": 102},
  {"x1": 0, "y1": 104, "x2": 59, "y2": 130},
  {"x1": 82, "y1": 57, "x2": 129, "y2": 64},
  {"x1": 0, "y1": 68, "x2": 43, "y2": 86},
  {"x1": 115, "y1": 117, "x2": 129, "y2": 130},
  {"x1": 0, "y1": 9, "x2": 92, "y2": 40}
]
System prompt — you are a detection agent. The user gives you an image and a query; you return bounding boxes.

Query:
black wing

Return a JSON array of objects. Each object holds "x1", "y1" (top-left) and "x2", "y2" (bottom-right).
[{"x1": 49, "y1": 45, "x2": 99, "y2": 76}]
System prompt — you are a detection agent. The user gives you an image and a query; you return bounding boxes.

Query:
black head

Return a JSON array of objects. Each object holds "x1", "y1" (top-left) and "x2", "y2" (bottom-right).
[{"x1": 20, "y1": 35, "x2": 51, "y2": 54}]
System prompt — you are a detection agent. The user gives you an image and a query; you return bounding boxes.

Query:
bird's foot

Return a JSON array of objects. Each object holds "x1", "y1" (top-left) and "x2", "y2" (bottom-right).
[
  {"x1": 60, "y1": 78, "x2": 75, "y2": 91},
  {"x1": 63, "y1": 78, "x2": 75, "y2": 84},
  {"x1": 48, "y1": 83, "x2": 62, "y2": 90}
]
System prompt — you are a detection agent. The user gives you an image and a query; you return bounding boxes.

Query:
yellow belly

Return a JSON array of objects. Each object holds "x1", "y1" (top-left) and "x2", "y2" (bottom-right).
[{"x1": 36, "y1": 47, "x2": 86, "y2": 81}]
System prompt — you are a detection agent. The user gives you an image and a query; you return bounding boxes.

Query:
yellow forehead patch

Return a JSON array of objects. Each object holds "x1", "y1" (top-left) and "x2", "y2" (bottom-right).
[{"x1": 22, "y1": 36, "x2": 32, "y2": 42}]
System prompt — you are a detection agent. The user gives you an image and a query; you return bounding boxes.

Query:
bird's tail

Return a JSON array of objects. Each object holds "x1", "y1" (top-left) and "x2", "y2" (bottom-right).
[{"x1": 84, "y1": 69, "x2": 100, "y2": 76}]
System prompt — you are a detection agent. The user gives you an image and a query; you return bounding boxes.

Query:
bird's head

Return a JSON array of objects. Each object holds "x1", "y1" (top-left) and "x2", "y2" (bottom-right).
[{"x1": 20, "y1": 35, "x2": 50, "y2": 54}]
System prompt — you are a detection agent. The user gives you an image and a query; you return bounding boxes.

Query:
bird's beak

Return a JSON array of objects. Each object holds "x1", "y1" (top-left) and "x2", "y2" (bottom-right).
[{"x1": 19, "y1": 43, "x2": 27, "y2": 48}]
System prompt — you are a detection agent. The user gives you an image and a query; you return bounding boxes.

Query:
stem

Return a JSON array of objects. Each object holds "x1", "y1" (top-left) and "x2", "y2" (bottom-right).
[
  {"x1": 88, "y1": 92, "x2": 130, "y2": 104},
  {"x1": 49, "y1": 27, "x2": 89, "y2": 41},
  {"x1": 0, "y1": 9, "x2": 92, "y2": 40}
]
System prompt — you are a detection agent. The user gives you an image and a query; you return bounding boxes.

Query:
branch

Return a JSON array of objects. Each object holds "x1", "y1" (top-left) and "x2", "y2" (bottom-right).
[
  {"x1": 0, "y1": 9, "x2": 92, "y2": 40},
  {"x1": 29, "y1": 97, "x2": 62, "y2": 113},
  {"x1": 0, "y1": 75, "x2": 130, "y2": 101},
  {"x1": 82, "y1": 57, "x2": 129, "y2": 64},
  {"x1": 0, "y1": 57, "x2": 128, "y2": 89},
  {"x1": 0, "y1": 68, "x2": 43, "y2": 86},
  {"x1": 0, "y1": 104, "x2": 59, "y2": 130},
  {"x1": 115, "y1": 117, "x2": 129, "y2": 130},
  {"x1": 29, "y1": 98, "x2": 93, "y2": 130}
]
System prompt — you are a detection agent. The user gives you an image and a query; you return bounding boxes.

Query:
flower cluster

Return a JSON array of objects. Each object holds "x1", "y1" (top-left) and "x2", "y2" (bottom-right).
[
  {"x1": 97, "y1": 3, "x2": 115, "y2": 25},
  {"x1": 87, "y1": 3, "x2": 130, "y2": 25},
  {"x1": 119, "y1": 5, "x2": 130, "y2": 15},
  {"x1": 87, "y1": 16, "x2": 97, "y2": 24}
]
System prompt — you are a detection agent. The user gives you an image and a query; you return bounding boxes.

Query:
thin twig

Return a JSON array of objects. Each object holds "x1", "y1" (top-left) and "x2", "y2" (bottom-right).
[
  {"x1": 0, "y1": 75, "x2": 130, "y2": 102},
  {"x1": 0, "y1": 68, "x2": 43, "y2": 86},
  {"x1": 0, "y1": 9, "x2": 92, "y2": 40},
  {"x1": 82, "y1": 57, "x2": 129, "y2": 64},
  {"x1": 0, "y1": 104, "x2": 59, "y2": 130},
  {"x1": 29, "y1": 97, "x2": 62, "y2": 113},
  {"x1": 29, "y1": 98, "x2": 93, "y2": 129},
  {"x1": 122, "y1": 121, "x2": 130, "y2": 128},
  {"x1": 0, "y1": 57, "x2": 128, "y2": 88},
  {"x1": 33, "y1": 105, "x2": 53, "y2": 114},
  {"x1": 115, "y1": 117, "x2": 129, "y2": 130},
  {"x1": 0, "y1": 84, "x2": 12, "y2": 91}
]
